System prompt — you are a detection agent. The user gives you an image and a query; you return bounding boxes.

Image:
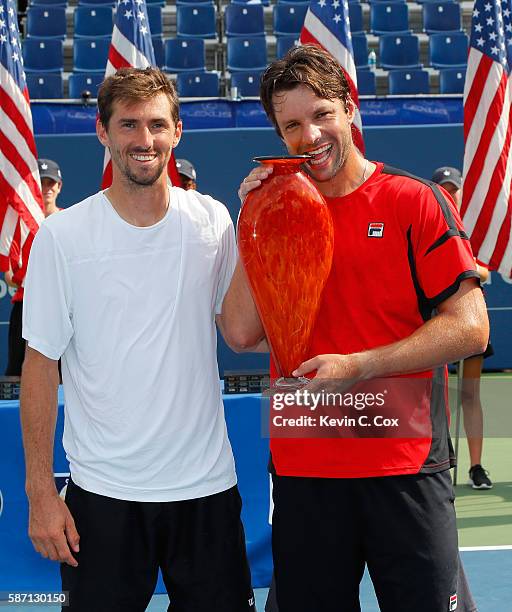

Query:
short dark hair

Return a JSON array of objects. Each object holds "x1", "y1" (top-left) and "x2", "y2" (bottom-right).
[
  {"x1": 260, "y1": 44, "x2": 351, "y2": 137},
  {"x1": 97, "y1": 67, "x2": 180, "y2": 129}
]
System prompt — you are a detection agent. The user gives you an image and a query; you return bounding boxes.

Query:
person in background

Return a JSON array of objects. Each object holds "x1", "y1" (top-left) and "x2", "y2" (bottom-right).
[
  {"x1": 4, "y1": 158, "x2": 62, "y2": 376},
  {"x1": 432, "y1": 166, "x2": 493, "y2": 489},
  {"x1": 176, "y1": 158, "x2": 197, "y2": 190},
  {"x1": 38, "y1": 158, "x2": 63, "y2": 217}
]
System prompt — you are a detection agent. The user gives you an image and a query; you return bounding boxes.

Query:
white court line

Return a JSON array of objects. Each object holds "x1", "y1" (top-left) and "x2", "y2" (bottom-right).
[
  {"x1": 487, "y1": 307, "x2": 512, "y2": 311},
  {"x1": 460, "y1": 545, "x2": 512, "y2": 551}
]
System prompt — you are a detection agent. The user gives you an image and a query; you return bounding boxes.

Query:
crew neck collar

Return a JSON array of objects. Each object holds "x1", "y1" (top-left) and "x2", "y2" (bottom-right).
[{"x1": 323, "y1": 161, "x2": 384, "y2": 202}]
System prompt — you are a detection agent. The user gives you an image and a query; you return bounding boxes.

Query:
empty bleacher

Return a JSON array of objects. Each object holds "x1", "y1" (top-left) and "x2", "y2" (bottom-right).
[{"x1": 21, "y1": 0, "x2": 473, "y2": 99}]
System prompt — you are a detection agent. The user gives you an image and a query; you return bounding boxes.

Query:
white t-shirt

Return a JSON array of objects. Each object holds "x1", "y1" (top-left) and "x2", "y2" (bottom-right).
[{"x1": 23, "y1": 187, "x2": 238, "y2": 502}]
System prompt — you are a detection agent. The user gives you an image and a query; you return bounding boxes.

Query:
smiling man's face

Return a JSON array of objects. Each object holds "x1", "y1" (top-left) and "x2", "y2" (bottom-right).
[
  {"x1": 96, "y1": 93, "x2": 182, "y2": 188},
  {"x1": 273, "y1": 84, "x2": 354, "y2": 189}
]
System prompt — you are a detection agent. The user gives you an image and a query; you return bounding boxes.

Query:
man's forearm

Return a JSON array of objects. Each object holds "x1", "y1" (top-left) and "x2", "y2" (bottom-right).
[
  {"x1": 20, "y1": 348, "x2": 61, "y2": 497},
  {"x1": 294, "y1": 281, "x2": 489, "y2": 382},
  {"x1": 358, "y1": 284, "x2": 489, "y2": 380},
  {"x1": 221, "y1": 260, "x2": 266, "y2": 352}
]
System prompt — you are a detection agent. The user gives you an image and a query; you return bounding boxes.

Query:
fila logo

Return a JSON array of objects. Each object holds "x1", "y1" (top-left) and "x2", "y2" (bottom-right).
[
  {"x1": 368, "y1": 222, "x2": 384, "y2": 238},
  {"x1": 449, "y1": 593, "x2": 458, "y2": 610}
]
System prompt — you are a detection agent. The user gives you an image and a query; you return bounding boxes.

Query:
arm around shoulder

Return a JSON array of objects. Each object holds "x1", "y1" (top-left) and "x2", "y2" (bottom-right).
[{"x1": 218, "y1": 260, "x2": 266, "y2": 352}]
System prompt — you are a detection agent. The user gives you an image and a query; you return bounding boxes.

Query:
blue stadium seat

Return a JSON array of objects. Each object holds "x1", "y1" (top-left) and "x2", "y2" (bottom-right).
[
  {"x1": 231, "y1": 0, "x2": 269, "y2": 5},
  {"x1": 273, "y1": 4, "x2": 308, "y2": 37},
  {"x1": 379, "y1": 34, "x2": 422, "y2": 70},
  {"x1": 352, "y1": 33, "x2": 370, "y2": 70},
  {"x1": 230, "y1": 71, "x2": 261, "y2": 97},
  {"x1": 276, "y1": 35, "x2": 299, "y2": 59},
  {"x1": 26, "y1": 73, "x2": 63, "y2": 98},
  {"x1": 439, "y1": 67, "x2": 466, "y2": 94},
  {"x1": 226, "y1": 37, "x2": 267, "y2": 72},
  {"x1": 388, "y1": 69, "x2": 430, "y2": 94},
  {"x1": 73, "y1": 6, "x2": 113, "y2": 39},
  {"x1": 356, "y1": 69, "x2": 376, "y2": 95},
  {"x1": 152, "y1": 36, "x2": 164, "y2": 68},
  {"x1": 423, "y1": 2, "x2": 461, "y2": 34},
  {"x1": 370, "y1": 2, "x2": 410, "y2": 36},
  {"x1": 176, "y1": 71, "x2": 220, "y2": 97},
  {"x1": 145, "y1": 0, "x2": 165, "y2": 5},
  {"x1": 26, "y1": 7, "x2": 66, "y2": 39},
  {"x1": 22, "y1": 39, "x2": 63, "y2": 73},
  {"x1": 277, "y1": 0, "x2": 309, "y2": 4},
  {"x1": 176, "y1": 0, "x2": 214, "y2": 4},
  {"x1": 225, "y1": 4, "x2": 265, "y2": 37},
  {"x1": 176, "y1": 5, "x2": 217, "y2": 39},
  {"x1": 78, "y1": 0, "x2": 115, "y2": 6},
  {"x1": 429, "y1": 32, "x2": 468, "y2": 69},
  {"x1": 29, "y1": 0, "x2": 67, "y2": 6},
  {"x1": 73, "y1": 38, "x2": 111, "y2": 72},
  {"x1": 164, "y1": 38, "x2": 206, "y2": 73},
  {"x1": 349, "y1": 2, "x2": 364, "y2": 35},
  {"x1": 147, "y1": 6, "x2": 163, "y2": 37},
  {"x1": 68, "y1": 72, "x2": 104, "y2": 98}
]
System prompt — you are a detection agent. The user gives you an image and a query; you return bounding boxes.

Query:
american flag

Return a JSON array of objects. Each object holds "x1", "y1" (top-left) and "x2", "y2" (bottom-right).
[
  {"x1": 102, "y1": 0, "x2": 180, "y2": 189},
  {"x1": 461, "y1": 0, "x2": 512, "y2": 278},
  {"x1": 300, "y1": 0, "x2": 365, "y2": 154},
  {"x1": 0, "y1": 0, "x2": 44, "y2": 285}
]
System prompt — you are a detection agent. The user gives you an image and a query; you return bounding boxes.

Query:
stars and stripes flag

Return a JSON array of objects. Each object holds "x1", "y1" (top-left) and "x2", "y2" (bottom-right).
[
  {"x1": 0, "y1": 0, "x2": 44, "y2": 285},
  {"x1": 461, "y1": 0, "x2": 512, "y2": 278},
  {"x1": 300, "y1": 0, "x2": 365, "y2": 154},
  {"x1": 101, "y1": 0, "x2": 180, "y2": 189}
]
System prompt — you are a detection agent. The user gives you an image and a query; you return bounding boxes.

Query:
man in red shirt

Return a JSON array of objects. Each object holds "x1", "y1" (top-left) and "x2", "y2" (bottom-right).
[{"x1": 222, "y1": 45, "x2": 488, "y2": 611}]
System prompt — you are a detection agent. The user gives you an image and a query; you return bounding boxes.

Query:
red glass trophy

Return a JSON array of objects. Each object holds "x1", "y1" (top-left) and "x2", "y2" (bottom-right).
[{"x1": 237, "y1": 156, "x2": 334, "y2": 385}]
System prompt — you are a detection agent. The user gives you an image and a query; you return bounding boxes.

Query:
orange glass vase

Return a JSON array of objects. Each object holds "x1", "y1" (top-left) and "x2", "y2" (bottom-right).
[{"x1": 238, "y1": 156, "x2": 334, "y2": 381}]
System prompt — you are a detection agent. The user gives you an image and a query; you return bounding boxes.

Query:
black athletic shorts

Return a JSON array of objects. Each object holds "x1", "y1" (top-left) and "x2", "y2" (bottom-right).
[
  {"x1": 271, "y1": 470, "x2": 463, "y2": 612},
  {"x1": 61, "y1": 479, "x2": 255, "y2": 612},
  {"x1": 264, "y1": 559, "x2": 476, "y2": 612},
  {"x1": 5, "y1": 301, "x2": 25, "y2": 376}
]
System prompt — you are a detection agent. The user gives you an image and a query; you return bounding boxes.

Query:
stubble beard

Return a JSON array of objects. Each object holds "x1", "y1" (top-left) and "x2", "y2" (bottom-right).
[
  {"x1": 302, "y1": 135, "x2": 351, "y2": 185},
  {"x1": 112, "y1": 147, "x2": 169, "y2": 188}
]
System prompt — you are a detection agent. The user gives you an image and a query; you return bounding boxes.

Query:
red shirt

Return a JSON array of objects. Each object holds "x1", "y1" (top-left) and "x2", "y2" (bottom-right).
[{"x1": 270, "y1": 163, "x2": 478, "y2": 478}]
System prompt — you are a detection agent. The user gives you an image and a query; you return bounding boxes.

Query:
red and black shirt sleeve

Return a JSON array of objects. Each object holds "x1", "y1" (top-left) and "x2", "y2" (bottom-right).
[{"x1": 411, "y1": 182, "x2": 478, "y2": 309}]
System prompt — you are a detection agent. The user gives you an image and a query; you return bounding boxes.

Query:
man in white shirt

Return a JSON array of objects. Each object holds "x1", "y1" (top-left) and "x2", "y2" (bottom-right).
[{"x1": 20, "y1": 67, "x2": 255, "y2": 612}]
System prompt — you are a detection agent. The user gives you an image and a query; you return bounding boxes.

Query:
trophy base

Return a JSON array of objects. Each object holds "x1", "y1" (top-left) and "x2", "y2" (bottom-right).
[{"x1": 274, "y1": 376, "x2": 309, "y2": 391}]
